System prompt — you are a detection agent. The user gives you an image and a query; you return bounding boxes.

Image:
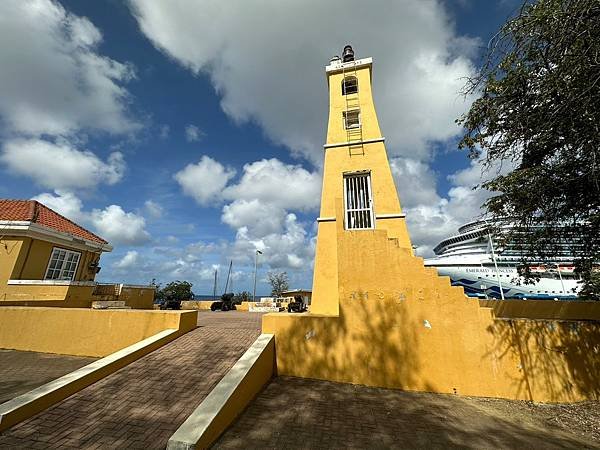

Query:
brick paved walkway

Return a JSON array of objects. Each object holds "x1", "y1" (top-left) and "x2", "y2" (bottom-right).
[
  {"x1": 0, "y1": 350, "x2": 97, "y2": 404},
  {"x1": 0, "y1": 311, "x2": 262, "y2": 449},
  {"x1": 213, "y1": 377, "x2": 599, "y2": 450}
]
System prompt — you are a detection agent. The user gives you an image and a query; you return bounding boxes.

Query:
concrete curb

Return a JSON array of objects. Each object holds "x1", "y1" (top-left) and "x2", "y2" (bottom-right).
[
  {"x1": 167, "y1": 334, "x2": 276, "y2": 450},
  {"x1": 0, "y1": 328, "x2": 180, "y2": 432}
]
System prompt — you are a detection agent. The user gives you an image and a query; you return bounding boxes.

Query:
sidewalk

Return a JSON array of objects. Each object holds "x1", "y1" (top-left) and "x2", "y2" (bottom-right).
[
  {"x1": 0, "y1": 312, "x2": 261, "y2": 449},
  {"x1": 0, "y1": 350, "x2": 97, "y2": 404},
  {"x1": 213, "y1": 376, "x2": 599, "y2": 450}
]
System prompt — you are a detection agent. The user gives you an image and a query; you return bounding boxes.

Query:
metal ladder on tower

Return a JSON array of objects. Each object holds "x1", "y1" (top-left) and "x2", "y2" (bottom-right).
[{"x1": 342, "y1": 60, "x2": 363, "y2": 155}]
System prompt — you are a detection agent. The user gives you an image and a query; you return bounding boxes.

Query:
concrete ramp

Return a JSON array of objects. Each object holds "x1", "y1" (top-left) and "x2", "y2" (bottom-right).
[{"x1": 0, "y1": 312, "x2": 261, "y2": 449}]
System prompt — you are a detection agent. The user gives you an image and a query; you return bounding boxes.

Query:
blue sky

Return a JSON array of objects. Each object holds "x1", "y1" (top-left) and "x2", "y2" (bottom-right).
[{"x1": 0, "y1": 0, "x2": 522, "y2": 295}]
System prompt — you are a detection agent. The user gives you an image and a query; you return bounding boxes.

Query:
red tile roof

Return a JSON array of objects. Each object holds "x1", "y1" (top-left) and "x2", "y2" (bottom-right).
[{"x1": 0, "y1": 199, "x2": 108, "y2": 245}]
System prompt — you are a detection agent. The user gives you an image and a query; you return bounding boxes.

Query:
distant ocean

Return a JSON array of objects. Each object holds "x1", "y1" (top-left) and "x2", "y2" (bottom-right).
[{"x1": 193, "y1": 294, "x2": 220, "y2": 300}]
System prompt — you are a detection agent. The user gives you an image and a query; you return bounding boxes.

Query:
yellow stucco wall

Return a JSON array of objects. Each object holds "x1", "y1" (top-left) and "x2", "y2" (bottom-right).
[
  {"x1": 181, "y1": 300, "x2": 251, "y2": 311},
  {"x1": 0, "y1": 307, "x2": 197, "y2": 357},
  {"x1": 0, "y1": 284, "x2": 95, "y2": 305},
  {"x1": 10, "y1": 238, "x2": 99, "y2": 282},
  {"x1": 264, "y1": 225, "x2": 600, "y2": 402},
  {"x1": 181, "y1": 300, "x2": 214, "y2": 310},
  {"x1": 119, "y1": 286, "x2": 155, "y2": 309},
  {"x1": 0, "y1": 237, "x2": 24, "y2": 289},
  {"x1": 480, "y1": 299, "x2": 600, "y2": 321},
  {"x1": 0, "y1": 235, "x2": 103, "y2": 305}
]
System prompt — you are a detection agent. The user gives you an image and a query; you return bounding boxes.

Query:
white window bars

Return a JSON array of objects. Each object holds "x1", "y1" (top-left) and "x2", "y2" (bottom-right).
[
  {"x1": 45, "y1": 247, "x2": 81, "y2": 281},
  {"x1": 344, "y1": 173, "x2": 374, "y2": 230}
]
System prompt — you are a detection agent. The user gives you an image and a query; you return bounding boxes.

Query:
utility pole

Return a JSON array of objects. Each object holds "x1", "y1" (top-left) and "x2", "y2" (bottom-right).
[
  {"x1": 488, "y1": 233, "x2": 505, "y2": 300},
  {"x1": 554, "y1": 263, "x2": 566, "y2": 296},
  {"x1": 253, "y1": 250, "x2": 263, "y2": 301}
]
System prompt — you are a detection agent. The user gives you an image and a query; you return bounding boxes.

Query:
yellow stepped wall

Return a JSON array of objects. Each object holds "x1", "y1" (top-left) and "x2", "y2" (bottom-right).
[
  {"x1": 264, "y1": 50, "x2": 600, "y2": 404},
  {"x1": 264, "y1": 220, "x2": 600, "y2": 403}
]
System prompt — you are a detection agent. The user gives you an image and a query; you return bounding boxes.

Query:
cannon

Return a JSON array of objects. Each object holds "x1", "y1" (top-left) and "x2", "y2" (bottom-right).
[
  {"x1": 211, "y1": 293, "x2": 237, "y2": 311},
  {"x1": 287, "y1": 295, "x2": 307, "y2": 313}
]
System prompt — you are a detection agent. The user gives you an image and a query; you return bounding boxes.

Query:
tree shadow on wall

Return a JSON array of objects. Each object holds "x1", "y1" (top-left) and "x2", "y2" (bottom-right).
[
  {"x1": 486, "y1": 318, "x2": 600, "y2": 402},
  {"x1": 272, "y1": 289, "x2": 428, "y2": 394}
]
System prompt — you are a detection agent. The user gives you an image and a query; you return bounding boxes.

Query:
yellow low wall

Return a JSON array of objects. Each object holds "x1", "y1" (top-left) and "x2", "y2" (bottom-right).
[
  {"x1": 1, "y1": 284, "x2": 155, "y2": 310},
  {"x1": 480, "y1": 299, "x2": 600, "y2": 321},
  {"x1": 181, "y1": 300, "x2": 214, "y2": 310},
  {"x1": 180, "y1": 300, "x2": 251, "y2": 311},
  {"x1": 0, "y1": 307, "x2": 197, "y2": 357},
  {"x1": 264, "y1": 300, "x2": 600, "y2": 403},
  {"x1": 118, "y1": 286, "x2": 155, "y2": 309},
  {"x1": 0, "y1": 284, "x2": 95, "y2": 307}
]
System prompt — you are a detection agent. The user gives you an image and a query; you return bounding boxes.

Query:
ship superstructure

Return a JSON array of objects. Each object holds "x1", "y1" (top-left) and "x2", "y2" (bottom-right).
[{"x1": 424, "y1": 219, "x2": 582, "y2": 299}]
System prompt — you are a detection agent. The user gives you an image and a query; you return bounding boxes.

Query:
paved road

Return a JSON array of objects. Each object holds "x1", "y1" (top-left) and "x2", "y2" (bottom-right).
[
  {"x1": 0, "y1": 311, "x2": 261, "y2": 449},
  {"x1": 213, "y1": 376, "x2": 599, "y2": 450},
  {"x1": 0, "y1": 350, "x2": 97, "y2": 404}
]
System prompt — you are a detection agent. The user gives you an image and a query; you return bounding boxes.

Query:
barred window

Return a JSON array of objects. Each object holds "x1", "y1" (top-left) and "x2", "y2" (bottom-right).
[
  {"x1": 344, "y1": 173, "x2": 374, "y2": 230},
  {"x1": 343, "y1": 110, "x2": 360, "y2": 129},
  {"x1": 342, "y1": 76, "x2": 358, "y2": 95}
]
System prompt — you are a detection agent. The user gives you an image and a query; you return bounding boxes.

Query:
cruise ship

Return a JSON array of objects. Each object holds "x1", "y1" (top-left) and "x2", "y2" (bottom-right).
[{"x1": 424, "y1": 219, "x2": 582, "y2": 299}]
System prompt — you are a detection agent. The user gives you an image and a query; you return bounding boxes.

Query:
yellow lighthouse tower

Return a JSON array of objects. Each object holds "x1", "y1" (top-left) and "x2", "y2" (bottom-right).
[
  {"x1": 262, "y1": 46, "x2": 600, "y2": 404},
  {"x1": 311, "y1": 45, "x2": 413, "y2": 315}
]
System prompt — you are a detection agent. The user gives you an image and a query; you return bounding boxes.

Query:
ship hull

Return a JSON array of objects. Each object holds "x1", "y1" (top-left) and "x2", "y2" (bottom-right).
[{"x1": 426, "y1": 263, "x2": 580, "y2": 300}]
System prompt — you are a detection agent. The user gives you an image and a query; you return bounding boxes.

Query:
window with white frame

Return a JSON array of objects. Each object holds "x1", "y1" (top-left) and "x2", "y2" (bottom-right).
[
  {"x1": 45, "y1": 248, "x2": 81, "y2": 281},
  {"x1": 344, "y1": 172, "x2": 374, "y2": 230},
  {"x1": 343, "y1": 110, "x2": 360, "y2": 129}
]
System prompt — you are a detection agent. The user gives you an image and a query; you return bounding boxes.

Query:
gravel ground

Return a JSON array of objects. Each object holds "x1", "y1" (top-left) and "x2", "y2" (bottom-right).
[{"x1": 467, "y1": 396, "x2": 600, "y2": 444}]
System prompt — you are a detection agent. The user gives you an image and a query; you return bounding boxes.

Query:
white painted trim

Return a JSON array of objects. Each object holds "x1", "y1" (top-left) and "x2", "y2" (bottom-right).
[
  {"x1": 326, "y1": 57, "x2": 373, "y2": 73},
  {"x1": 7, "y1": 279, "x2": 96, "y2": 287},
  {"x1": 316, "y1": 217, "x2": 336, "y2": 223},
  {"x1": 376, "y1": 213, "x2": 406, "y2": 219},
  {"x1": 119, "y1": 284, "x2": 156, "y2": 290},
  {"x1": 0, "y1": 221, "x2": 112, "y2": 252},
  {"x1": 167, "y1": 334, "x2": 275, "y2": 450},
  {"x1": 324, "y1": 137, "x2": 385, "y2": 149},
  {"x1": 0, "y1": 329, "x2": 178, "y2": 431}
]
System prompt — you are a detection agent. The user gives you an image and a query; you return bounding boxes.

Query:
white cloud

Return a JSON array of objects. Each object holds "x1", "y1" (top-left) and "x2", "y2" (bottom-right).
[
  {"x1": 223, "y1": 158, "x2": 321, "y2": 211},
  {"x1": 159, "y1": 124, "x2": 170, "y2": 139},
  {"x1": 174, "y1": 154, "x2": 320, "y2": 272},
  {"x1": 185, "y1": 124, "x2": 204, "y2": 142},
  {"x1": 2, "y1": 139, "x2": 125, "y2": 190},
  {"x1": 231, "y1": 214, "x2": 314, "y2": 270},
  {"x1": 390, "y1": 157, "x2": 440, "y2": 210},
  {"x1": 129, "y1": 0, "x2": 477, "y2": 164},
  {"x1": 31, "y1": 190, "x2": 152, "y2": 247},
  {"x1": 130, "y1": 0, "x2": 489, "y2": 269},
  {"x1": 0, "y1": 0, "x2": 138, "y2": 137},
  {"x1": 222, "y1": 199, "x2": 286, "y2": 236},
  {"x1": 403, "y1": 157, "x2": 497, "y2": 256},
  {"x1": 114, "y1": 250, "x2": 139, "y2": 269},
  {"x1": 31, "y1": 190, "x2": 85, "y2": 223},
  {"x1": 174, "y1": 155, "x2": 236, "y2": 206},
  {"x1": 144, "y1": 199, "x2": 163, "y2": 218},
  {"x1": 90, "y1": 205, "x2": 150, "y2": 246}
]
